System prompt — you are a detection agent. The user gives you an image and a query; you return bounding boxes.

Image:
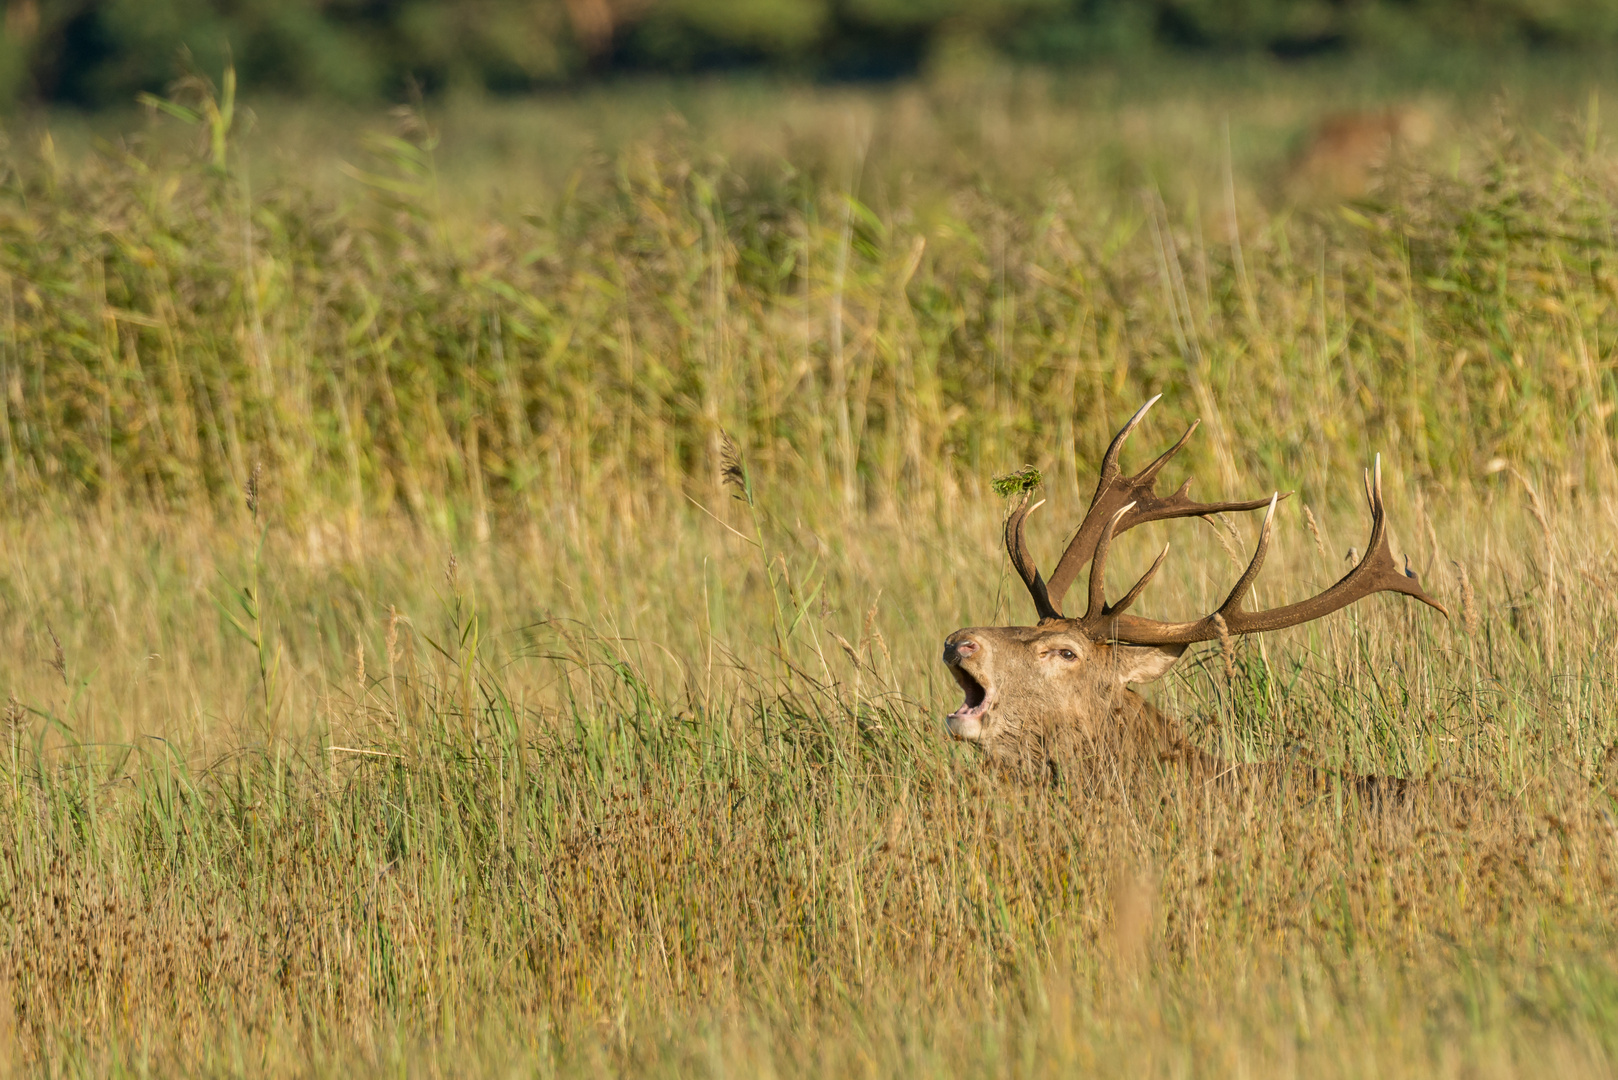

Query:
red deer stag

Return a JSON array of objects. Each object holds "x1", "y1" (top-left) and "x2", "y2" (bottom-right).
[
  {"x1": 943, "y1": 398, "x2": 1447, "y2": 784},
  {"x1": 1287, "y1": 105, "x2": 1435, "y2": 201}
]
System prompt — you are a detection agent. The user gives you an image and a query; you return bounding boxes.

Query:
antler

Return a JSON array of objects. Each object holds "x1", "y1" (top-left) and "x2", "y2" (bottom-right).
[
  {"x1": 1041, "y1": 397, "x2": 1280, "y2": 616},
  {"x1": 1004, "y1": 494, "x2": 1060, "y2": 621},
  {"x1": 1080, "y1": 455, "x2": 1447, "y2": 645}
]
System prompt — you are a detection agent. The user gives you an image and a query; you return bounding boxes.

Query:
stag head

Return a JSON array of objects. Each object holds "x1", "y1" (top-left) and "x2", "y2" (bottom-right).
[{"x1": 944, "y1": 398, "x2": 1446, "y2": 776}]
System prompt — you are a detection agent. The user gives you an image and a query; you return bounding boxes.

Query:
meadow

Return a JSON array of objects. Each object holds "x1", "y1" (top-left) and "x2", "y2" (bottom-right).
[{"x1": 1, "y1": 60, "x2": 1618, "y2": 1076}]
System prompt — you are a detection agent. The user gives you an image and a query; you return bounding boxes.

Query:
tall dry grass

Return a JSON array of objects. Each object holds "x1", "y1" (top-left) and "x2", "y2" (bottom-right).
[{"x1": 1, "y1": 68, "x2": 1617, "y2": 1076}]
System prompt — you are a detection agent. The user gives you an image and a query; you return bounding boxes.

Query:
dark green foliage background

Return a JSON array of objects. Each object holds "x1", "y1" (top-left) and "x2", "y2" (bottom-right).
[{"x1": 5, "y1": 0, "x2": 1618, "y2": 108}]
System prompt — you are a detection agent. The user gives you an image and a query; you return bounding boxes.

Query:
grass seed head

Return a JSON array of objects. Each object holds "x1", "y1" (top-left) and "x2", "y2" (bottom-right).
[
  {"x1": 245, "y1": 462, "x2": 261, "y2": 520},
  {"x1": 3, "y1": 693, "x2": 25, "y2": 734},
  {"x1": 1456, "y1": 560, "x2": 1480, "y2": 637},
  {"x1": 45, "y1": 624, "x2": 65, "y2": 686},
  {"x1": 1304, "y1": 504, "x2": 1327, "y2": 560},
  {"x1": 720, "y1": 432, "x2": 751, "y2": 504}
]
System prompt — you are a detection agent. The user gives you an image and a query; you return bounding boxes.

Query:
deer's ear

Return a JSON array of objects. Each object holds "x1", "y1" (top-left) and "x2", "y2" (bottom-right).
[{"x1": 1107, "y1": 643, "x2": 1187, "y2": 684}]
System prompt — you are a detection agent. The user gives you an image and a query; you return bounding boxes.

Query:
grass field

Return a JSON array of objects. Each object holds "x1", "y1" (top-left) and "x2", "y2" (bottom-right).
[{"x1": 3, "y1": 61, "x2": 1618, "y2": 1076}]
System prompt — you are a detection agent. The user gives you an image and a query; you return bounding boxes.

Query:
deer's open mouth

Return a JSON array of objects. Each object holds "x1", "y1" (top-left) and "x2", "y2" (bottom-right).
[{"x1": 946, "y1": 665, "x2": 992, "y2": 740}]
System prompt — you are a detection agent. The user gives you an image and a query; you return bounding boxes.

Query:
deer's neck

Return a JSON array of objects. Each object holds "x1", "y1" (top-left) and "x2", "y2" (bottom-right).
[{"x1": 1106, "y1": 688, "x2": 1220, "y2": 772}]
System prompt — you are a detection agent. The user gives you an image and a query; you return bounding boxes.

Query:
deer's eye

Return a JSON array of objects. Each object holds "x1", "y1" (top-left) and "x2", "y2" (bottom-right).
[{"x1": 1057, "y1": 648, "x2": 1078, "y2": 662}]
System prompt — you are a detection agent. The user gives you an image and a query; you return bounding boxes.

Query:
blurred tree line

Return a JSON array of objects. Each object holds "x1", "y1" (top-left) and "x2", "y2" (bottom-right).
[{"x1": 2, "y1": 0, "x2": 1616, "y2": 107}]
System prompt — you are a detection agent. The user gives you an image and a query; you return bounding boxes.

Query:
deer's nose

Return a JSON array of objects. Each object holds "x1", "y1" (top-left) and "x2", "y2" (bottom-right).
[{"x1": 943, "y1": 637, "x2": 979, "y2": 665}]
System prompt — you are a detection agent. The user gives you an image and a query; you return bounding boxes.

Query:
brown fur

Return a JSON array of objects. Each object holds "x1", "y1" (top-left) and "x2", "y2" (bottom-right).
[
  {"x1": 943, "y1": 623, "x2": 1198, "y2": 782},
  {"x1": 1287, "y1": 105, "x2": 1435, "y2": 200},
  {"x1": 943, "y1": 622, "x2": 1469, "y2": 810}
]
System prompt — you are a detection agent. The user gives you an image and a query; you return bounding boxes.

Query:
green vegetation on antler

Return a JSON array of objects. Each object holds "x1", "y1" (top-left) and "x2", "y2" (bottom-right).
[{"x1": 992, "y1": 465, "x2": 1045, "y2": 499}]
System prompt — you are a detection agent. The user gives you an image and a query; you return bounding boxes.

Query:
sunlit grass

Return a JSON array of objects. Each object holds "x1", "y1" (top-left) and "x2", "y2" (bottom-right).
[{"x1": 1, "y1": 67, "x2": 1618, "y2": 1076}]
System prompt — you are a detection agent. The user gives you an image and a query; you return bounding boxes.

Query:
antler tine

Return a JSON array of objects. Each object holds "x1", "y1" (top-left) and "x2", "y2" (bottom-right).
[
  {"x1": 1359, "y1": 456, "x2": 1394, "y2": 565},
  {"x1": 1212, "y1": 493, "x2": 1279, "y2": 620},
  {"x1": 1104, "y1": 542, "x2": 1170, "y2": 618},
  {"x1": 1100, "y1": 460, "x2": 1448, "y2": 646},
  {"x1": 1095, "y1": 395, "x2": 1163, "y2": 483},
  {"x1": 1134, "y1": 420, "x2": 1200, "y2": 489},
  {"x1": 1004, "y1": 495, "x2": 1060, "y2": 622},
  {"x1": 1045, "y1": 400, "x2": 1281, "y2": 614},
  {"x1": 1083, "y1": 502, "x2": 1137, "y2": 622},
  {"x1": 1078, "y1": 497, "x2": 1275, "y2": 640}
]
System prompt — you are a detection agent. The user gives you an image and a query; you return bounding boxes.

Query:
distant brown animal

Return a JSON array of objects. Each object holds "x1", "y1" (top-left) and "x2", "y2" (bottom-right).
[
  {"x1": 942, "y1": 398, "x2": 1448, "y2": 790},
  {"x1": 1288, "y1": 106, "x2": 1435, "y2": 200}
]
